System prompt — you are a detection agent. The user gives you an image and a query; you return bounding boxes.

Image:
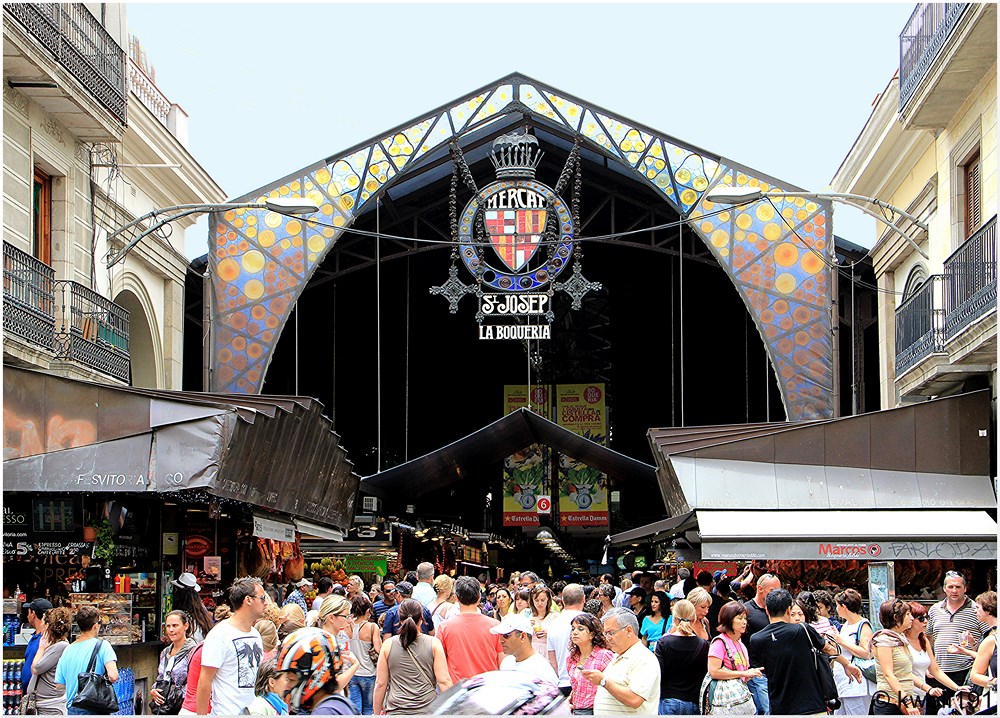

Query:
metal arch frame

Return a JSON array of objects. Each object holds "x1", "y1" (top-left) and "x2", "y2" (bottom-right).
[{"x1": 209, "y1": 73, "x2": 835, "y2": 420}]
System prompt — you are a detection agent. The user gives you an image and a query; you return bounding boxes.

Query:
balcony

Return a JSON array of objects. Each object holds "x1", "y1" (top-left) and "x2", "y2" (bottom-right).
[
  {"x1": 3, "y1": 3, "x2": 127, "y2": 139},
  {"x1": 3, "y1": 241, "x2": 56, "y2": 351},
  {"x1": 54, "y1": 280, "x2": 131, "y2": 382},
  {"x1": 898, "y1": 3, "x2": 996, "y2": 130},
  {"x1": 128, "y1": 56, "x2": 169, "y2": 126},
  {"x1": 895, "y1": 217, "x2": 997, "y2": 395}
]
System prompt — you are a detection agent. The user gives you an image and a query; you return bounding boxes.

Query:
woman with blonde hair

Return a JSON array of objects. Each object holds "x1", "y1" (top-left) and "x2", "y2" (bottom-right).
[
  {"x1": 685, "y1": 587, "x2": 713, "y2": 640},
  {"x1": 277, "y1": 602, "x2": 305, "y2": 627},
  {"x1": 429, "y1": 575, "x2": 457, "y2": 629},
  {"x1": 655, "y1": 599, "x2": 709, "y2": 715},
  {"x1": 254, "y1": 619, "x2": 279, "y2": 662}
]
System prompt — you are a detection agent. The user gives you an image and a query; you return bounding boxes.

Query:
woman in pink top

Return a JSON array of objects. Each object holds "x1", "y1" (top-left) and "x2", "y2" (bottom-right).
[
  {"x1": 565, "y1": 613, "x2": 614, "y2": 715},
  {"x1": 177, "y1": 643, "x2": 208, "y2": 715},
  {"x1": 707, "y1": 602, "x2": 763, "y2": 683}
]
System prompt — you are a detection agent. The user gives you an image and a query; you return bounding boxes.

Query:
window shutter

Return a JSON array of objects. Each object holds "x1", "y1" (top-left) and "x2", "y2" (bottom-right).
[{"x1": 965, "y1": 153, "x2": 981, "y2": 236}]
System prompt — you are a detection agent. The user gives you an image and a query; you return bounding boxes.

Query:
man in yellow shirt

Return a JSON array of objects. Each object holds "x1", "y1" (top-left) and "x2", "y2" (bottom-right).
[{"x1": 581, "y1": 608, "x2": 660, "y2": 714}]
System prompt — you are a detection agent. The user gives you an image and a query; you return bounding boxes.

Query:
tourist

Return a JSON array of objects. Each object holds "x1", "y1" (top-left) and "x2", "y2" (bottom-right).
[
  {"x1": 814, "y1": 589, "x2": 842, "y2": 632},
  {"x1": 528, "y1": 585, "x2": 559, "y2": 657},
  {"x1": 54, "y1": 605, "x2": 119, "y2": 714},
  {"x1": 373, "y1": 599, "x2": 452, "y2": 715},
  {"x1": 492, "y1": 613, "x2": 559, "y2": 683},
  {"x1": 278, "y1": 619, "x2": 304, "y2": 642},
  {"x1": 276, "y1": 628, "x2": 355, "y2": 715},
  {"x1": 566, "y1": 612, "x2": 614, "y2": 714},
  {"x1": 749, "y1": 588, "x2": 841, "y2": 716},
  {"x1": 707, "y1": 601, "x2": 761, "y2": 684},
  {"x1": 514, "y1": 587, "x2": 532, "y2": 616},
  {"x1": 317, "y1": 595, "x2": 357, "y2": 668},
  {"x1": 600, "y1": 573, "x2": 623, "y2": 603},
  {"x1": 150, "y1": 610, "x2": 198, "y2": 714},
  {"x1": 436, "y1": 576, "x2": 503, "y2": 683},
  {"x1": 381, "y1": 582, "x2": 434, "y2": 639},
  {"x1": 686, "y1": 587, "x2": 713, "y2": 641},
  {"x1": 697, "y1": 571, "x2": 729, "y2": 636},
  {"x1": 872, "y1": 598, "x2": 937, "y2": 715},
  {"x1": 428, "y1": 574, "x2": 458, "y2": 629},
  {"x1": 668, "y1": 568, "x2": 690, "y2": 599},
  {"x1": 214, "y1": 604, "x2": 232, "y2": 623},
  {"x1": 346, "y1": 576, "x2": 364, "y2": 601},
  {"x1": 372, "y1": 580, "x2": 397, "y2": 619},
  {"x1": 490, "y1": 587, "x2": 514, "y2": 620},
  {"x1": 412, "y1": 562, "x2": 437, "y2": 607},
  {"x1": 969, "y1": 591, "x2": 997, "y2": 708},
  {"x1": 21, "y1": 605, "x2": 71, "y2": 715},
  {"x1": 244, "y1": 658, "x2": 294, "y2": 715},
  {"x1": 546, "y1": 583, "x2": 586, "y2": 696},
  {"x1": 598, "y1": 585, "x2": 616, "y2": 616},
  {"x1": 583, "y1": 599, "x2": 604, "y2": 618},
  {"x1": 639, "y1": 590, "x2": 668, "y2": 649},
  {"x1": 743, "y1": 572, "x2": 781, "y2": 714},
  {"x1": 282, "y1": 578, "x2": 312, "y2": 615},
  {"x1": 255, "y1": 619, "x2": 279, "y2": 662},
  {"x1": 20, "y1": 598, "x2": 52, "y2": 690},
  {"x1": 623, "y1": 586, "x2": 648, "y2": 622},
  {"x1": 347, "y1": 595, "x2": 381, "y2": 715},
  {"x1": 654, "y1": 599, "x2": 708, "y2": 715},
  {"x1": 196, "y1": 577, "x2": 266, "y2": 715},
  {"x1": 925, "y1": 571, "x2": 989, "y2": 711},
  {"x1": 172, "y1": 573, "x2": 214, "y2": 641},
  {"x1": 790, "y1": 601, "x2": 806, "y2": 623},
  {"x1": 904, "y1": 601, "x2": 963, "y2": 712},
  {"x1": 581, "y1": 608, "x2": 659, "y2": 714},
  {"x1": 312, "y1": 577, "x2": 334, "y2": 612},
  {"x1": 519, "y1": 571, "x2": 540, "y2": 590},
  {"x1": 178, "y1": 642, "x2": 208, "y2": 714},
  {"x1": 832, "y1": 588, "x2": 875, "y2": 715}
]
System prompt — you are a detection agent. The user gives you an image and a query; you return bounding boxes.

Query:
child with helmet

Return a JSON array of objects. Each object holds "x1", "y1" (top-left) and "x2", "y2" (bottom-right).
[{"x1": 275, "y1": 627, "x2": 356, "y2": 715}]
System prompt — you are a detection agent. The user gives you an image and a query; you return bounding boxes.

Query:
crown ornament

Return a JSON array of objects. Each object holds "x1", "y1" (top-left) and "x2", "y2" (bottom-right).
[{"x1": 490, "y1": 130, "x2": 543, "y2": 180}]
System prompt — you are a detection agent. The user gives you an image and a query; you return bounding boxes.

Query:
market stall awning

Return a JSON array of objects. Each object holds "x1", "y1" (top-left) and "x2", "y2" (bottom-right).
[
  {"x1": 359, "y1": 408, "x2": 657, "y2": 501},
  {"x1": 3, "y1": 366, "x2": 359, "y2": 530}
]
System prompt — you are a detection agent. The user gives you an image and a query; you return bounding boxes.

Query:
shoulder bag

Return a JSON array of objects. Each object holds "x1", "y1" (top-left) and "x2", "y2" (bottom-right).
[
  {"x1": 849, "y1": 620, "x2": 877, "y2": 683},
  {"x1": 70, "y1": 639, "x2": 120, "y2": 714},
  {"x1": 699, "y1": 636, "x2": 757, "y2": 715},
  {"x1": 801, "y1": 623, "x2": 841, "y2": 712},
  {"x1": 152, "y1": 644, "x2": 192, "y2": 715}
]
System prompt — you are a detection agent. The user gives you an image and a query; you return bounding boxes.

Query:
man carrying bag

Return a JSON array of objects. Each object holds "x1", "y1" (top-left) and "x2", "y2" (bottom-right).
[{"x1": 54, "y1": 606, "x2": 120, "y2": 715}]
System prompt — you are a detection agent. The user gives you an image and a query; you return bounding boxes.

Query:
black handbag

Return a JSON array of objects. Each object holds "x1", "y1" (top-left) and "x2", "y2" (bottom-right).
[
  {"x1": 70, "y1": 639, "x2": 120, "y2": 714},
  {"x1": 801, "y1": 623, "x2": 841, "y2": 711},
  {"x1": 151, "y1": 677, "x2": 185, "y2": 715}
]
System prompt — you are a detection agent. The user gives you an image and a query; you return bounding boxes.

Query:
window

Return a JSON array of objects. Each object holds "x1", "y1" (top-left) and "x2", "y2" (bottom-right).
[
  {"x1": 32, "y1": 169, "x2": 52, "y2": 265},
  {"x1": 963, "y1": 150, "x2": 981, "y2": 237}
]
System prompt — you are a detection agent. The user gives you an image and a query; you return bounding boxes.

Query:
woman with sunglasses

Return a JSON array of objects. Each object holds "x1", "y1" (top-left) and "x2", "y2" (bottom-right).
[
  {"x1": 565, "y1": 613, "x2": 613, "y2": 715},
  {"x1": 318, "y1": 595, "x2": 361, "y2": 691},
  {"x1": 904, "y1": 601, "x2": 960, "y2": 713},
  {"x1": 150, "y1": 610, "x2": 198, "y2": 714}
]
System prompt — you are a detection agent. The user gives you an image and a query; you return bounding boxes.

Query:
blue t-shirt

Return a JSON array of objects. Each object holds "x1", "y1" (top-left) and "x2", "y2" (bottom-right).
[
  {"x1": 21, "y1": 631, "x2": 41, "y2": 685},
  {"x1": 641, "y1": 616, "x2": 666, "y2": 650},
  {"x1": 54, "y1": 637, "x2": 118, "y2": 705},
  {"x1": 381, "y1": 605, "x2": 434, "y2": 636}
]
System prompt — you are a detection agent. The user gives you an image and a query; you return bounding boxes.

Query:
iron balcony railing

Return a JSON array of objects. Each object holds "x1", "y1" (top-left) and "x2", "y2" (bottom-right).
[
  {"x1": 895, "y1": 275, "x2": 945, "y2": 375},
  {"x1": 899, "y1": 3, "x2": 968, "y2": 110},
  {"x1": 3, "y1": 241, "x2": 56, "y2": 350},
  {"x1": 54, "y1": 280, "x2": 130, "y2": 382},
  {"x1": 4, "y1": 3, "x2": 127, "y2": 125},
  {"x1": 944, "y1": 215, "x2": 997, "y2": 340}
]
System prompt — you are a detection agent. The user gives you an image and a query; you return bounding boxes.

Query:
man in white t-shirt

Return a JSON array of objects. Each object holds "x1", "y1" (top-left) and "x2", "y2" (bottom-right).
[
  {"x1": 547, "y1": 583, "x2": 585, "y2": 696},
  {"x1": 197, "y1": 577, "x2": 266, "y2": 715},
  {"x1": 412, "y1": 562, "x2": 437, "y2": 607},
  {"x1": 491, "y1": 613, "x2": 559, "y2": 685}
]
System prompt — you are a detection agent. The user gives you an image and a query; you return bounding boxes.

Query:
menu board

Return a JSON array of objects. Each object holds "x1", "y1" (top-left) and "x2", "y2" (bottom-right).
[{"x1": 69, "y1": 593, "x2": 135, "y2": 645}]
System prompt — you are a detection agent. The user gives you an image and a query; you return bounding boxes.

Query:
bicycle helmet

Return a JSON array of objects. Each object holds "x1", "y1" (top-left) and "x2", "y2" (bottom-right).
[
  {"x1": 275, "y1": 627, "x2": 342, "y2": 713},
  {"x1": 429, "y1": 670, "x2": 567, "y2": 715}
]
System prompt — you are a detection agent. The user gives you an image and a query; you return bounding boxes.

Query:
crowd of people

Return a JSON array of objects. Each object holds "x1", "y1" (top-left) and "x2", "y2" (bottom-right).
[{"x1": 13, "y1": 564, "x2": 997, "y2": 715}]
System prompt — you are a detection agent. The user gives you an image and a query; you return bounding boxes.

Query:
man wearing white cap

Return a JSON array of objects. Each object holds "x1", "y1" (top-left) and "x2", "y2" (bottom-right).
[
  {"x1": 491, "y1": 614, "x2": 559, "y2": 684},
  {"x1": 282, "y1": 577, "x2": 312, "y2": 615}
]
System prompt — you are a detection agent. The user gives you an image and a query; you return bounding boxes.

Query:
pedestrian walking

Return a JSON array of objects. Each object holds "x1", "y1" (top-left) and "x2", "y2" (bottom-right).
[
  {"x1": 428, "y1": 575, "x2": 458, "y2": 629},
  {"x1": 871, "y1": 598, "x2": 936, "y2": 716},
  {"x1": 581, "y1": 607, "x2": 660, "y2": 715},
  {"x1": 925, "y1": 571, "x2": 989, "y2": 712},
  {"x1": 686, "y1": 588, "x2": 713, "y2": 641},
  {"x1": 54, "y1": 605, "x2": 119, "y2": 715},
  {"x1": 703, "y1": 601, "x2": 761, "y2": 715},
  {"x1": 276, "y1": 628, "x2": 355, "y2": 715},
  {"x1": 196, "y1": 577, "x2": 266, "y2": 715},
  {"x1": 372, "y1": 599, "x2": 452, "y2": 715},
  {"x1": 20, "y1": 598, "x2": 52, "y2": 691},
  {"x1": 832, "y1": 588, "x2": 875, "y2": 714},
  {"x1": 20, "y1": 605, "x2": 71, "y2": 715},
  {"x1": 743, "y1": 573, "x2": 781, "y2": 714},
  {"x1": 412, "y1": 563, "x2": 437, "y2": 607},
  {"x1": 282, "y1": 579, "x2": 312, "y2": 617},
  {"x1": 490, "y1": 587, "x2": 514, "y2": 620},
  {"x1": 698, "y1": 571, "x2": 729, "y2": 637},
  {"x1": 514, "y1": 588, "x2": 532, "y2": 616},
  {"x1": 150, "y1": 610, "x2": 197, "y2": 714},
  {"x1": 566, "y1": 612, "x2": 614, "y2": 715},
  {"x1": 436, "y1": 576, "x2": 503, "y2": 683},
  {"x1": 969, "y1": 591, "x2": 997, "y2": 710},
  {"x1": 546, "y1": 583, "x2": 586, "y2": 697},
  {"x1": 640, "y1": 590, "x2": 669, "y2": 649},
  {"x1": 372, "y1": 580, "x2": 397, "y2": 619},
  {"x1": 748, "y1": 588, "x2": 841, "y2": 716},
  {"x1": 381, "y1": 582, "x2": 434, "y2": 639},
  {"x1": 256, "y1": 619, "x2": 279, "y2": 662},
  {"x1": 312, "y1": 578, "x2": 335, "y2": 612},
  {"x1": 171, "y1": 573, "x2": 214, "y2": 641},
  {"x1": 903, "y1": 601, "x2": 963, "y2": 712},
  {"x1": 528, "y1": 585, "x2": 559, "y2": 657},
  {"x1": 654, "y1": 599, "x2": 708, "y2": 715},
  {"x1": 492, "y1": 613, "x2": 560, "y2": 683},
  {"x1": 668, "y1": 569, "x2": 690, "y2": 599},
  {"x1": 243, "y1": 658, "x2": 294, "y2": 715},
  {"x1": 347, "y1": 595, "x2": 381, "y2": 715}
]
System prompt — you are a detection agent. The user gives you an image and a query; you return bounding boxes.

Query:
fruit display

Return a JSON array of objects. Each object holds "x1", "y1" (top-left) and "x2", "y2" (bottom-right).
[{"x1": 308, "y1": 557, "x2": 350, "y2": 586}]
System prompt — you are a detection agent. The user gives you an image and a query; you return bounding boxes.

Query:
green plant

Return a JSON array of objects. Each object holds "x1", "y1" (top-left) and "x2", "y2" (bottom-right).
[{"x1": 93, "y1": 519, "x2": 115, "y2": 562}]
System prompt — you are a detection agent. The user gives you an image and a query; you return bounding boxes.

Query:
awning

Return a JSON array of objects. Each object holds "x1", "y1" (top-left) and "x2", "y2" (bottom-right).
[
  {"x1": 360, "y1": 407, "x2": 657, "y2": 500},
  {"x1": 3, "y1": 366, "x2": 359, "y2": 531},
  {"x1": 609, "y1": 511, "x2": 697, "y2": 547}
]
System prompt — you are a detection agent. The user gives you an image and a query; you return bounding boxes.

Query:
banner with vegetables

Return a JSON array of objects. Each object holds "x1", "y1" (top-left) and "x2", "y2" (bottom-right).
[
  {"x1": 502, "y1": 385, "x2": 552, "y2": 526},
  {"x1": 556, "y1": 384, "x2": 609, "y2": 527}
]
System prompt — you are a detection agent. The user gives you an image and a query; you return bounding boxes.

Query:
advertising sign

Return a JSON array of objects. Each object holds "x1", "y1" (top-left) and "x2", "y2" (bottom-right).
[
  {"x1": 502, "y1": 385, "x2": 552, "y2": 526},
  {"x1": 556, "y1": 384, "x2": 609, "y2": 527}
]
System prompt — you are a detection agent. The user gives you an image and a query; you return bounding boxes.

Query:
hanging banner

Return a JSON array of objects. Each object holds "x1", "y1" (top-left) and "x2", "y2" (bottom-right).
[
  {"x1": 502, "y1": 385, "x2": 552, "y2": 526},
  {"x1": 556, "y1": 384, "x2": 609, "y2": 527}
]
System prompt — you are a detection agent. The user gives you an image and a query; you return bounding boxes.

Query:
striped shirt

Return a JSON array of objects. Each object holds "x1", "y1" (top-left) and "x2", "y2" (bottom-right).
[{"x1": 926, "y1": 597, "x2": 990, "y2": 672}]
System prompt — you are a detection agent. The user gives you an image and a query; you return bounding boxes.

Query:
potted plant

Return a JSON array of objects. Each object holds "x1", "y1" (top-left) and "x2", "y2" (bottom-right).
[{"x1": 93, "y1": 519, "x2": 115, "y2": 562}]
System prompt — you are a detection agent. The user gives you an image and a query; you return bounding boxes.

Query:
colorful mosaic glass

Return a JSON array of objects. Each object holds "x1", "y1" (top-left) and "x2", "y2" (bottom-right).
[{"x1": 208, "y1": 73, "x2": 833, "y2": 420}]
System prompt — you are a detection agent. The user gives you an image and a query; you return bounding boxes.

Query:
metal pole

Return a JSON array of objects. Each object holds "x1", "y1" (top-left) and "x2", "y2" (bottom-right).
[
  {"x1": 377, "y1": 201, "x2": 382, "y2": 472},
  {"x1": 679, "y1": 221, "x2": 685, "y2": 428},
  {"x1": 203, "y1": 269, "x2": 212, "y2": 391}
]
